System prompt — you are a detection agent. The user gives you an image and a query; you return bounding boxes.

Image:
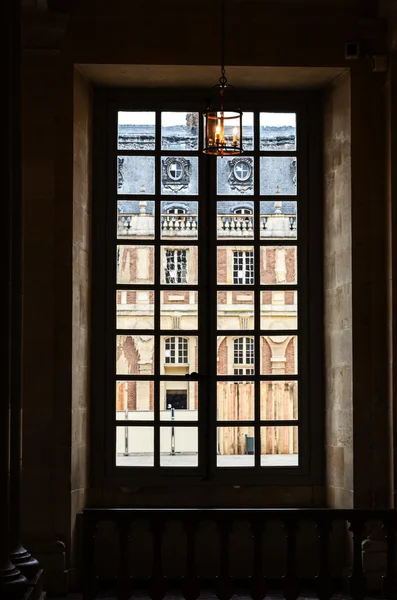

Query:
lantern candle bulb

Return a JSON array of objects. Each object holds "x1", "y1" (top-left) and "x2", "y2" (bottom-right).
[
  {"x1": 215, "y1": 124, "x2": 220, "y2": 144},
  {"x1": 233, "y1": 127, "x2": 238, "y2": 146}
]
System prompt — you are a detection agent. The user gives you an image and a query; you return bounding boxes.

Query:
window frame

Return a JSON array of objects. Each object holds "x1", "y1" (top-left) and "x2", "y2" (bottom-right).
[{"x1": 91, "y1": 88, "x2": 324, "y2": 487}]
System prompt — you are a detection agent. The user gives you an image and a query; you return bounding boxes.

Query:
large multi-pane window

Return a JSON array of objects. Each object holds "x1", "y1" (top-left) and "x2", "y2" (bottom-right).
[{"x1": 92, "y1": 91, "x2": 323, "y2": 481}]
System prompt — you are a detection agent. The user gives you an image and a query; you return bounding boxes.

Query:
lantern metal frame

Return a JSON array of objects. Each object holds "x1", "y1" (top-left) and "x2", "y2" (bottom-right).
[{"x1": 203, "y1": 0, "x2": 243, "y2": 157}]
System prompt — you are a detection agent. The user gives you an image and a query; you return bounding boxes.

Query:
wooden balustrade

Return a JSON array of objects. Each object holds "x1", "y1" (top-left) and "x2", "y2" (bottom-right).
[{"x1": 83, "y1": 508, "x2": 397, "y2": 600}]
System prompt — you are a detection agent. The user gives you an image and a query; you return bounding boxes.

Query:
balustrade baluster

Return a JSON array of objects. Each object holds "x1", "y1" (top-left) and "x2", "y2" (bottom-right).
[
  {"x1": 150, "y1": 518, "x2": 165, "y2": 600},
  {"x1": 382, "y1": 517, "x2": 396, "y2": 600},
  {"x1": 315, "y1": 517, "x2": 333, "y2": 600},
  {"x1": 283, "y1": 519, "x2": 299, "y2": 600},
  {"x1": 117, "y1": 520, "x2": 132, "y2": 600},
  {"x1": 250, "y1": 516, "x2": 265, "y2": 600},
  {"x1": 83, "y1": 519, "x2": 98, "y2": 600},
  {"x1": 82, "y1": 509, "x2": 397, "y2": 600},
  {"x1": 348, "y1": 517, "x2": 366, "y2": 600},
  {"x1": 184, "y1": 520, "x2": 199, "y2": 600},
  {"x1": 217, "y1": 520, "x2": 232, "y2": 600}
]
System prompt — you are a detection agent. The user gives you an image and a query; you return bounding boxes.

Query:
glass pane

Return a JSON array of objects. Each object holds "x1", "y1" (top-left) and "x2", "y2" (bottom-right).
[
  {"x1": 116, "y1": 290, "x2": 154, "y2": 329},
  {"x1": 161, "y1": 246, "x2": 198, "y2": 285},
  {"x1": 217, "y1": 246, "x2": 254, "y2": 285},
  {"x1": 260, "y1": 246, "x2": 297, "y2": 285},
  {"x1": 117, "y1": 201, "x2": 155, "y2": 239},
  {"x1": 217, "y1": 201, "x2": 254, "y2": 240},
  {"x1": 217, "y1": 382, "x2": 254, "y2": 421},
  {"x1": 161, "y1": 336, "x2": 198, "y2": 375},
  {"x1": 160, "y1": 381, "x2": 198, "y2": 420},
  {"x1": 242, "y1": 112, "x2": 254, "y2": 151},
  {"x1": 161, "y1": 112, "x2": 199, "y2": 150},
  {"x1": 217, "y1": 426, "x2": 255, "y2": 467},
  {"x1": 160, "y1": 427, "x2": 198, "y2": 466},
  {"x1": 261, "y1": 426, "x2": 299, "y2": 466},
  {"x1": 161, "y1": 290, "x2": 198, "y2": 330},
  {"x1": 116, "y1": 335, "x2": 154, "y2": 375},
  {"x1": 217, "y1": 336, "x2": 255, "y2": 375},
  {"x1": 161, "y1": 201, "x2": 198, "y2": 240},
  {"x1": 118, "y1": 111, "x2": 156, "y2": 151},
  {"x1": 260, "y1": 157, "x2": 297, "y2": 196},
  {"x1": 260, "y1": 201, "x2": 297, "y2": 239},
  {"x1": 117, "y1": 156, "x2": 155, "y2": 195},
  {"x1": 116, "y1": 381, "x2": 154, "y2": 421},
  {"x1": 217, "y1": 291, "x2": 254, "y2": 330},
  {"x1": 260, "y1": 335, "x2": 298, "y2": 375},
  {"x1": 261, "y1": 290, "x2": 297, "y2": 330},
  {"x1": 117, "y1": 245, "x2": 154, "y2": 284},
  {"x1": 260, "y1": 381, "x2": 298, "y2": 420},
  {"x1": 217, "y1": 156, "x2": 254, "y2": 196},
  {"x1": 116, "y1": 427, "x2": 154, "y2": 467},
  {"x1": 260, "y1": 113, "x2": 296, "y2": 151},
  {"x1": 161, "y1": 156, "x2": 198, "y2": 195}
]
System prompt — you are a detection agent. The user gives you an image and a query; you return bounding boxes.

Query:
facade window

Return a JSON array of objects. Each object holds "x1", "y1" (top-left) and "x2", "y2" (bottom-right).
[
  {"x1": 93, "y1": 92, "x2": 322, "y2": 482},
  {"x1": 234, "y1": 208, "x2": 252, "y2": 215},
  {"x1": 167, "y1": 207, "x2": 186, "y2": 215},
  {"x1": 233, "y1": 337, "x2": 254, "y2": 380},
  {"x1": 165, "y1": 249, "x2": 187, "y2": 283},
  {"x1": 165, "y1": 337, "x2": 189, "y2": 364},
  {"x1": 233, "y1": 251, "x2": 254, "y2": 284}
]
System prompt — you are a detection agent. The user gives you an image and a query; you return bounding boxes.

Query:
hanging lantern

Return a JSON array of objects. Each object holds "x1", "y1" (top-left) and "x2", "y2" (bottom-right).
[{"x1": 203, "y1": 0, "x2": 243, "y2": 157}]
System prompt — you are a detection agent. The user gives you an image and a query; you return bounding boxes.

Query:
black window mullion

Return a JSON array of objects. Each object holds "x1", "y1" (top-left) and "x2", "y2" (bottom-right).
[
  {"x1": 208, "y1": 146, "x2": 218, "y2": 478},
  {"x1": 197, "y1": 106, "x2": 208, "y2": 477},
  {"x1": 154, "y1": 109, "x2": 161, "y2": 468},
  {"x1": 253, "y1": 110, "x2": 261, "y2": 469}
]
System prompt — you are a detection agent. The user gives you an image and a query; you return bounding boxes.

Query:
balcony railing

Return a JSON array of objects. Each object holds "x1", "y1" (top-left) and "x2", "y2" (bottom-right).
[
  {"x1": 161, "y1": 215, "x2": 198, "y2": 236},
  {"x1": 207, "y1": 214, "x2": 297, "y2": 238},
  {"x1": 83, "y1": 508, "x2": 397, "y2": 600},
  {"x1": 117, "y1": 214, "x2": 297, "y2": 238}
]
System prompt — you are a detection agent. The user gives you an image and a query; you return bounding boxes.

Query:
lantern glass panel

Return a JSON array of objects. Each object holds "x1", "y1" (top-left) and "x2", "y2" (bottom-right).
[{"x1": 204, "y1": 110, "x2": 242, "y2": 154}]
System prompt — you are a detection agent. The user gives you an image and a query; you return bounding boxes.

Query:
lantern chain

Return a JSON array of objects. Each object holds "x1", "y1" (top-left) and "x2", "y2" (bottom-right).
[{"x1": 219, "y1": 0, "x2": 227, "y2": 86}]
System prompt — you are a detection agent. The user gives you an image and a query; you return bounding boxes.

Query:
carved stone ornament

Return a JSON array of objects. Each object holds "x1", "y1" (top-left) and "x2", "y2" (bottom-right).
[
  {"x1": 228, "y1": 157, "x2": 254, "y2": 193},
  {"x1": 162, "y1": 157, "x2": 191, "y2": 193}
]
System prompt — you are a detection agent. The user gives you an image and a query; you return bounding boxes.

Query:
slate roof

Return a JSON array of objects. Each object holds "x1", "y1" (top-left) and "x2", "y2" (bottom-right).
[{"x1": 118, "y1": 200, "x2": 296, "y2": 215}]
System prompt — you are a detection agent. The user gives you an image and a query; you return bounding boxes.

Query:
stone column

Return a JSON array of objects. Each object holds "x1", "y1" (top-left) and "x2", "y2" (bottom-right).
[
  {"x1": 0, "y1": 0, "x2": 29, "y2": 597},
  {"x1": 9, "y1": 0, "x2": 40, "y2": 586},
  {"x1": 8, "y1": 0, "x2": 42, "y2": 596}
]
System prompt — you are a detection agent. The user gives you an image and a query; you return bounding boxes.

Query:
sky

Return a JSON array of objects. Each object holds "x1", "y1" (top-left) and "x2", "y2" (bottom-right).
[{"x1": 118, "y1": 111, "x2": 296, "y2": 128}]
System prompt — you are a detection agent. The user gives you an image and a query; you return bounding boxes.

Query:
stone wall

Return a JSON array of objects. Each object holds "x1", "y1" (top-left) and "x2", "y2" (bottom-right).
[
  {"x1": 70, "y1": 67, "x2": 92, "y2": 589},
  {"x1": 20, "y1": 0, "x2": 397, "y2": 593},
  {"x1": 323, "y1": 72, "x2": 353, "y2": 508}
]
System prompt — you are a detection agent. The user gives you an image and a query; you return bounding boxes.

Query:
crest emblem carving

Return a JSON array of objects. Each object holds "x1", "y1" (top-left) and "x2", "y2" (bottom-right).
[{"x1": 228, "y1": 157, "x2": 253, "y2": 193}]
